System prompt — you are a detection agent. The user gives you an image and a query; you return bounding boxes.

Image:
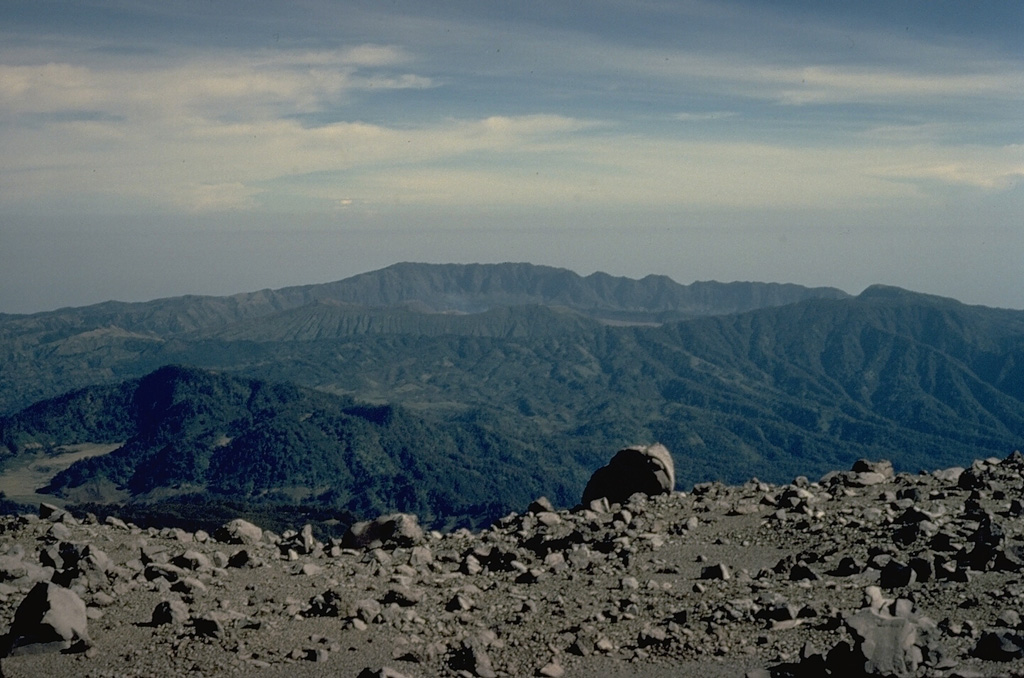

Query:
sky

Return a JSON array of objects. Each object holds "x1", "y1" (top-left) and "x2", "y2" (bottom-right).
[{"x1": 1, "y1": 0, "x2": 1022, "y2": 313}]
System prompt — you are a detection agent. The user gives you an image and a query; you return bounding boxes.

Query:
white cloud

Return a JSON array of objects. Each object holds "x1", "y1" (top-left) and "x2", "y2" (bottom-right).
[
  {"x1": 0, "y1": 63, "x2": 108, "y2": 112},
  {"x1": 765, "y1": 65, "x2": 1024, "y2": 106},
  {"x1": 2, "y1": 31, "x2": 1021, "y2": 215},
  {"x1": 869, "y1": 145, "x2": 1024, "y2": 191},
  {"x1": 0, "y1": 45, "x2": 433, "y2": 121},
  {"x1": 672, "y1": 111, "x2": 738, "y2": 122},
  {"x1": 3, "y1": 88, "x2": 1020, "y2": 213},
  {"x1": 185, "y1": 182, "x2": 261, "y2": 211}
]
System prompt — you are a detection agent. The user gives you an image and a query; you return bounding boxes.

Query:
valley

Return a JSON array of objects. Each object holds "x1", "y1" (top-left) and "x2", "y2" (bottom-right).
[
  {"x1": 1, "y1": 263, "x2": 1022, "y2": 532},
  {"x1": 0, "y1": 443, "x2": 121, "y2": 505}
]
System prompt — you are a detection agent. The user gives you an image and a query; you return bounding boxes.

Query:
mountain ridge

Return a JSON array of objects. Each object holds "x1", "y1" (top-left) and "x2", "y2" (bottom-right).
[
  {"x1": 2, "y1": 285, "x2": 1022, "y2": 522},
  {"x1": 0, "y1": 262, "x2": 852, "y2": 414},
  {"x1": 0, "y1": 365, "x2": 586, "y2": 529}
]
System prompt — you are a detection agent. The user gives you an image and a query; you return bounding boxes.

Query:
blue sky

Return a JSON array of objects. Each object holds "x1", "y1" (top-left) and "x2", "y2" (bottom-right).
[{"x1": 1, "y1": 0, "x2": 1022, "y2": 312}]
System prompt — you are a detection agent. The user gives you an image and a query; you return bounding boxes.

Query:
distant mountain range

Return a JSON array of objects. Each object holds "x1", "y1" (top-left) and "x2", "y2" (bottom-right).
[
  {"x1": 0, "y1": 262, "x2": 848, "y2": 413},
  {"x1": 1, "y1": 263, "x2": 1022, "y2": 527}
]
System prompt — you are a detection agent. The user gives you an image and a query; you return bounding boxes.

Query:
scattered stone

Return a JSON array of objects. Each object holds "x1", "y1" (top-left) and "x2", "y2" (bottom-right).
[
  {"x1": 842, "y1": 606, "x2": 938, "y2": 677},
  {"x1": 151, "y1": 598, "x2": 189, "y2": 626},
  {"x1": 213, "y1": 519, "x2": 263, "y2": 545},
  {"x1": 996, "y1": 609, "x2": 1022, "y2": 628},
  {"x1": 449, "y1": 637, "x2": 497, "y2": 678},
  {"x1": 343, "y1": 513, "x2": 424, "y2": 549},
  {"x1": 973, "y1": 630, "x2": 1024, "y2": 661},
  {"x1": 357, "y1": 668, "x2": 415, "y2": 678},
  {"x1": 192, "y1": 614, "x2": 225, "y2": 638},
  {"x1": 1, "y1": 450, "x2": 1024, "y2": 678},
  {"x1": 528, "y1": 497, "x2": 556, "y2": 513},
  {"x1": 701, "y1": 563, "x2": 731, "y2": 580},
  {"x1": 537, "y1": 660, "x2": 565, "y2": 676}
]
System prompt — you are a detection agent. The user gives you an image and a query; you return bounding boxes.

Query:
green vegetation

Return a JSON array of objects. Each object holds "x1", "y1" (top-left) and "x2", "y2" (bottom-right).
[
  {"x1": 0, "y1": 366, "x2": 588, "y2": 529},
  {"x1": 0, "y1": 265, "x2": 1022, "y2": 529}
]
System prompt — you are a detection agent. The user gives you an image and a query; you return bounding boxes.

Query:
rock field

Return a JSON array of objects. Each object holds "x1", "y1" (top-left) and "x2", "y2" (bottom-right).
[{"x1": 3, "y1": 452, "x2": 1024, "y2": 677}]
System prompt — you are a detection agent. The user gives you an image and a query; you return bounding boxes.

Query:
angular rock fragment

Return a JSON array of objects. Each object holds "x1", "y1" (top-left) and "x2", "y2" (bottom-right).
[
  {"x1": 357, "y1": 668, "x2": 414, "y2": 678},
  {"x1": 343, "y1": 513, "x2": 424, "y2": 549},
  {"x1": 0, "y1": 553, "x2": 50, "y2": 585},
  {"x1": 213, "y1": 518, "x2": 263, "y2": 545},
  {"x1": 528, "y1": 496, "x2": 556, "y2": 513},
  {"x1": 879, "y1": 560, "x2": 916, "y2": 589},
  {"x1": 192, "y1": 615, "x2": 224, "y2": 638},
  {"x1": 172, "y1": 549, "x2": 212, "y2": 571},
  {"x1": 974, "y1": 630, "x2": 1024, "y2": 661},
  {"x1": 538, "y1": 660, "x2": 565, "y2": 676},
  {"x1": 1, "y1": 582, "x2": 91, "y2": 656},
  {"x1": 700, "y1": 563, "x2": 731, "y2": 580},
  {"x1": 151, "y1": 598, "x2": 190, "y2": 626},
  {"x1": 448, "y1": 636, "x2": 497, "y2": 678},
  {"x1": 839, "y1": 604, "x2": 939, "y2": 677}
]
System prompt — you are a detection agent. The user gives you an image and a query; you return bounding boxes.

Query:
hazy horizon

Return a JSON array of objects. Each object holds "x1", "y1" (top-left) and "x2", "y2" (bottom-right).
[{"x1": 2, "y1": 1, "x2": 1021, "y2": 313}]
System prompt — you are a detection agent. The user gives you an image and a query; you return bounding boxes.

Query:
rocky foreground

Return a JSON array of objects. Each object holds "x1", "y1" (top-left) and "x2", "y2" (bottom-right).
[{"x1": 3, "y1": 453, "x2": 1024, "y2": 677}]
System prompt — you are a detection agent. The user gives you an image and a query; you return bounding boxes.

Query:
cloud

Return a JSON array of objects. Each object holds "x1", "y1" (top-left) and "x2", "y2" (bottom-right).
[
  {"x1": 3, "y1": 87, "x2": 1019, "y2": 214},
  {"x1": 869, "y1": 145, "x2": 1024, "y2": 191},
  {"x1": 764, "y1": 65, "x2": 1024, "y2": 106},
  {"x1": 0, "y1": 63, "x2": 109, "y2": 113},
  {"x1": 672, "y1": 111, "x2": 738, "y2": 122},
  {"x1": 2, "y1": 15, "x2": 1021, "y2": 216},
  {"x1": 185, "y1": 182, "x2": 261, "y2": 211},
  {"x1": 0, "y1": 45, "x2": 433, "y2": 122}
]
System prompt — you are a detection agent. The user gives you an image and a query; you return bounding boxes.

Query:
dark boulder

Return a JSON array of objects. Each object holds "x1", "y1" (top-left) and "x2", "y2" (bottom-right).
[
  {"x1": 974, "y1": 630, "x2": 1024, "y2": 661},
  {"x1": 581, "y1": 444, "x2": 675, "y2": 506},
  {"x1": 342, "y1": 513, "x2": 424, "y2": 549},
  {"x1": 0, "y1": 582, "x2": 91, "y2": 656}
]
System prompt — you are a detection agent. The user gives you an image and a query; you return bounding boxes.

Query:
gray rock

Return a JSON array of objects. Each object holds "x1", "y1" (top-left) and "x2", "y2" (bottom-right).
[
  {"x1": 0, "y1": 554, "x2": 50, "y2": 585},
  {"x1": 300, "y1": 523, "x2": 316, "y2": 553},
  {"x1": 409, "y1": 545, "x2": 433, "y2": 567},
  {"x1": 582, "y1": 443, "x2": 675, "y2": 506},
  {"x1": 449, "y1": 637, "x2": 497, "y2": 678},
  {"x1": 350, "y1": 598, "x2": 383, "y2": 623},
  {"x1": 528, "y1": 497, "x2": 556, "y2": 513},
  {"x1": 973, "y1": 630, "x2": 1024, "y2": 661},
  {"x1": 103, "y1": 516, "x2": 130, "y2": 530},
  {"x1": 172, "y1": 549, "x2": 212, "y2": 571},
  {"x1": 151, "y1": 598, "x2": 190, "y2": 626},
  {"x1": 879, "y1": 560, "x2": 916, "y2": 589},
  {"x1": 996, "y1": 610, "x2": 1022, "y2": 628},
  {"x1": 538, "y1": 660, "x2": 565, "y2": 677},
  {"x1": 701, "y1": 563, "x2": 731, "y2": 580},
  {"x1": 192, "y1": 615, "x2": 224, "y2": 638},
  {"x1": 852, "y1": 459, "x2": 894, "y2": 479},
  {"x1": 38, "y1": 503, "x2": 63, "y2": 520},
  {"x1": 343, "y1": 513, "x2": 424, "y2": 549},
  {"x1": 357, "y1": 668, "x2": 415, "y2": 678},
  {"x1": 213, "y1": 518, "x2": 263, "y2": 545},
  {"x1": 227, "y1": 549, "x2": 253, "y2": 568},
  {"x1": 844, "y1": 607, "x2": 937, "y2": 677},
  {"x1": 144, "y1": 562, "x2": 187, "y2": 583},
  {"x1": 1, "y1": 582, "x2": 91, "y2": 656}
]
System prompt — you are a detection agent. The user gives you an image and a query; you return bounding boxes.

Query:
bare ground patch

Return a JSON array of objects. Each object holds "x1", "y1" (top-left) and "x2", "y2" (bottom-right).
[{"x1": 0, "y1": 443, "x2": 121, "y2": 506}]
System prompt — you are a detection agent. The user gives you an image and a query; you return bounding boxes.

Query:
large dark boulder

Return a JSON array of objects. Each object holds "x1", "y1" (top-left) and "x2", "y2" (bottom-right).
[
  {"x1": 581, "y1": 444, "x2": 675, "y2": 507},
  {"x1": 0, "y1": 582, "x2": 91, "y2": 656}
]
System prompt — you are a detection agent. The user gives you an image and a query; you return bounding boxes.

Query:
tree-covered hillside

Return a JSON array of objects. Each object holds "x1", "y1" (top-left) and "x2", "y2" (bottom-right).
[
  {"x1": 1, "y1": 267, "x2": 1022, "y2": 529},
  {"x1": 0, "y1": 263, "x2": 847, "y2": 413},
  {"x1": 0, "y1": 366, "x2": 590, "y2": 529}
]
